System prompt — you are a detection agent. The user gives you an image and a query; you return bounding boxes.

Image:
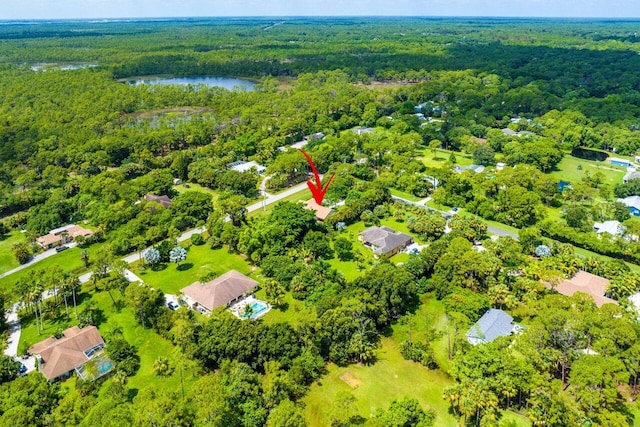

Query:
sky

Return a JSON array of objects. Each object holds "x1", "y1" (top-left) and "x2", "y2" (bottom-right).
[{"x1": 1, "y1": 0, "x2": 639, "y2": 20}]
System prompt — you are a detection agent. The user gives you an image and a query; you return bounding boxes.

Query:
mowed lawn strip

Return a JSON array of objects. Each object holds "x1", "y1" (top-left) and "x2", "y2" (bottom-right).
[
  {"x1": 549, "y1": 154, "x2": 625, "y2": 186},
  {"x1": 0, "y1": 246, "x2": 87, "y2": 297},
  {"x1": 0, "y1": 230, "x2": 25, "y2": 275},
  {"x1": 136, "y1": 245, "x2": 257, "y2": 295}
]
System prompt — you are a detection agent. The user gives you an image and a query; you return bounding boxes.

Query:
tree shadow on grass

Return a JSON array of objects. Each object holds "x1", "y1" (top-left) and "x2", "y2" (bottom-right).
[
  {"x1": 177, "y1": 263, "x2": 193, "y2": 271},
  {"x1": 151, "y1": 263, "x2": 168, "y2": 272}
]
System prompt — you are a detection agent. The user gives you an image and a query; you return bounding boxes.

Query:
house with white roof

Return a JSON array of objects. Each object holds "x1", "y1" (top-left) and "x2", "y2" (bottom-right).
[
  {"x1": 228, "y1": 161, "x2": 266, "y2": 175},
  {"x1": 593, "y1": 220, "x2": 625, "y2": 237}
]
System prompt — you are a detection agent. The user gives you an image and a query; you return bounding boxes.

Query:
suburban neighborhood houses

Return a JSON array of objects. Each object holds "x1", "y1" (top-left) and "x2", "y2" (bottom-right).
[{"x1": 6, "y1": 16, "x2": 640, "y2": 427}]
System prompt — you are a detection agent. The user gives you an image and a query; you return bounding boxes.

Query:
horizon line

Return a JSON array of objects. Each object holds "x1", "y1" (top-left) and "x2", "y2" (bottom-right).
[{"x1": 2, "y1": 15, "x2": 640, "y2": 22}]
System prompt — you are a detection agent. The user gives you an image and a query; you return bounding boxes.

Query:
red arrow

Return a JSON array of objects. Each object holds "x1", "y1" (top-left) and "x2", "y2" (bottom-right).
[{"x1": 298, "y1": 148, "x2": 335, "y2": 205}]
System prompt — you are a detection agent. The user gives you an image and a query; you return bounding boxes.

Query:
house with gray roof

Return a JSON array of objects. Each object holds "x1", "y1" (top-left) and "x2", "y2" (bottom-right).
[
  {"x1": 466, "y1": 309, "x2": 515, "y2": 345},
  {"x1": 359, "y1": 226, "x2": 413, "y2": 257},
  {"x1": 623, "y1": 170, "x2": 640, "y2": 183}
]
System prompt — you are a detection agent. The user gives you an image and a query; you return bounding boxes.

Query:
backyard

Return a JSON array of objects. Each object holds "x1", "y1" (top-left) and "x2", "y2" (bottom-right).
[
  {"x1": 18, "y1": 287, "x2": 199, "y2": 395},
  {"x1": 135, "y1": 244, "x2": 258, "y2": 295},
  {"x1": 549, "y1": 154, "x2": 625, "y2": 186}
]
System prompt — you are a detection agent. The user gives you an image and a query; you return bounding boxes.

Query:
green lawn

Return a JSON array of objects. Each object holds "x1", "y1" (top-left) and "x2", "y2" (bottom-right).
[
  {"x1": 418, "y1": 148, "x2": 474, "y2": 169},
  {"x1": 173, "y1": 182, "x2": 219, "y2": 199},
  {"x1": 549, "y1": 154, "x2": 625, "y2": 186},
  {"x1": 135, "y1": 244, "x2": 257, "y2": 294},
  {"x1": 248, "y1": 187, "x2": 310, "y2": 218},
  {"x1": 0, "y1": 230, "x2": 25, "y2": 274},
  {"x1": 303, "y1": 336, "x2": 458, "y2": 427},
  {"x1": 390, "y1": 188, "x2": 423, "y2": 202},
  {"x1": 0, "y1": 246, "x2": 87, "y2": 298},
  {"x1": 18, "y1": 285, "x2": 198, "y2": 396}
]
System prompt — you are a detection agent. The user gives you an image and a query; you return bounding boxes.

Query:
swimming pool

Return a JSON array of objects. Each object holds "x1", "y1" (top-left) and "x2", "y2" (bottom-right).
[{"x1": 242, "y1": 301, "x2": 270, "y2": 319}]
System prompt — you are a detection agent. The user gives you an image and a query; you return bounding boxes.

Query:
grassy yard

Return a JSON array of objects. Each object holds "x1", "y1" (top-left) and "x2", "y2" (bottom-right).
[
  {"x1": 0, "y1": 230, "x2": 25, "y2": 274},
  {"x1": 418, "y1": 148, "x2": 474, "y2": 169},
  {"x1": 135, "y1": 244, "x2": 257, "y2": 295},
  {"x1": 18, "y1": 286, "x2": 199, "y2": 397},
  {"x1": 549, "y1": 154, "x2": 625, "y2": 186},
  {"x1": 247, "y1": 187, "x2": 310, "y2": 218},
  {"x1": 0, "y1": 246, "x2": 87, "y2": 297},
  {"x1": 172, "y1": 182, "x2": 219, "y2": 200},
  {"x1": 303, "y1": 336, "x2": 458, "y2": 427},
  {"x1": 303, "y1": 293, "x2": 531, "y2": 427},
  {"x1": 389, "y1": 188, "x2": 423, "y2": 202}
]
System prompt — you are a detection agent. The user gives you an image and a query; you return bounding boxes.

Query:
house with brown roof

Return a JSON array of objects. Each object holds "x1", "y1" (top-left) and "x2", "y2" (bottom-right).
[
  {"x1": 181, "y1": 270, "x2": 259, "y2": 315},
  {"x1": 36, "y1": 224, "x2": 94, "y2": 249},
  {"x1": 303, "y1": 199, "x2": 333, "y2": 221},
  {"x1": 549, "y1": 271, "x2": 618, "y2": 307},
  {"x1": 145, "y1": 194, "x2": 172, "y2": 208},
  {"x1": 359, "y1": 226, "x2": 413, "y2": 257},
  {"x1": 29, "y1": 325, "x2": 112, "y2": 382}
]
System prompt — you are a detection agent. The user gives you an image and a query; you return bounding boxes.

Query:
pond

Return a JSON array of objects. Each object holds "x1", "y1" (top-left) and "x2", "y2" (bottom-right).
[{"x1": 128, "y1": 76, "x2": 255, "y2": 91}]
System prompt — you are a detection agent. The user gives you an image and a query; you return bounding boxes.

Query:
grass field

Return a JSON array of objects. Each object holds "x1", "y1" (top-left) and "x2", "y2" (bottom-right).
[
  {"x1": 248, "y1": 188, "x2": 310, "y2": 218},
  {"x1": 172, "y1": 182, "x2": 219, "y2": 199},
  {"x1": 389, "y1": 188, "x2": 423, "y2": 202},
  {"x1": 303, "y1": 336, "x2": 458, "y2": 427},
  {"x1": 18, "y1": 286, "x2": 199, "y2": 396},
  {"x1": 135, "y1": 244, "x2": 257, "y2": 295},
  {"x1": 418, "y1": 148, "x2": 474, "y2": 169},
  {"x1": 0, "y1": 230, "x2": 25, "y2": 274},
  {"x1": 549, "y1": 154, "x2": 625, "y2": 186},
  {"x1": 0, "y1": 246, "x2": 87, "y2": 298},
  {"x1": 302, "y1": 293, "x2": 531, "y2": 427}
]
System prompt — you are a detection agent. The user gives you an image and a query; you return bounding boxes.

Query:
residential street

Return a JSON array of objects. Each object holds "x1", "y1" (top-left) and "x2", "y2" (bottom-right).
[{"x1": 0, "y1": 242, "x2": 77, "y2": 280}]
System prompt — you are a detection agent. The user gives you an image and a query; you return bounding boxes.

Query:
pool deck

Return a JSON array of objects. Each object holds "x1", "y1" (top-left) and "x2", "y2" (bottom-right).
[{"x1": 229, "y1": 295, "x2": 272, "y2": 320}]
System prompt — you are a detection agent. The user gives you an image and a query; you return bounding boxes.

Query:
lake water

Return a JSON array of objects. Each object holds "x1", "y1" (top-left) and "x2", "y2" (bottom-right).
[{"x1": 129, "y1": 76, "x2": 255, "y2": 91}]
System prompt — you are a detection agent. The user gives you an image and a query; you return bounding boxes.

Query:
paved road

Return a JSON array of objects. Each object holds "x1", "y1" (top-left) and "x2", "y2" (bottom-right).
[
  {"x1": 3, "y1": 180, "x2": 312, "y2": 369},
  {"x1": 391, "y1": 195, "x2": 519, "y2": 240},
  {"x1": 0, "y1": 242, "x2": 78, "y2": 280},
  {"x1": 247, "y1": 181, "x2": 309, "y2": 213}
]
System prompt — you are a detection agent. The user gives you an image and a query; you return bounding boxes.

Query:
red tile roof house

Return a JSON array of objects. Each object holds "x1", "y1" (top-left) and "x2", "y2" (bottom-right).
[
  {"x1": 303, "y1": 199, "x2": 333, "y2": 221},
  {"x1": 547, "y1": 270, "x2": 618, "y2": 307},
  {"x1": 29, "y1": 325, "x2": 112, "y2": 382},
  {"x1": 36, "y1": 224, "x2": 94, "y2": 249},
  {"x1": 359, "y1": 226, "x2": 413, "y2": 257},
  {"x1": 181, "y1": 270, "x2": 259, "y2": 315}
]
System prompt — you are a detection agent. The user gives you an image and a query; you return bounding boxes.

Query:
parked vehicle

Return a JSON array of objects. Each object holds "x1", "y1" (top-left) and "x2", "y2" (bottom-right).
[
  {"x1": 167, "y1": 301, "x2": 180, "y2": 311},
  {"x1": 55, "y1": 245, "x2": 69, "y2": 253}
]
